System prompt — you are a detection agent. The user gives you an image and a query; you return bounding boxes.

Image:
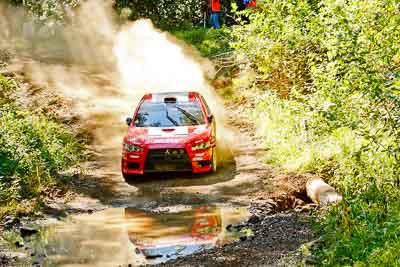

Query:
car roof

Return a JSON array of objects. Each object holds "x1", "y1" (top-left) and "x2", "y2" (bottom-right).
[{"x1": 142, "y1": 92, "x2": 201, "y2": 103}]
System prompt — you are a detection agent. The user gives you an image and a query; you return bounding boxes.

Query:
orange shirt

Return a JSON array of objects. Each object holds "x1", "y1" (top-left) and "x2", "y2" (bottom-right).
[
  {"x1": 246, "y1": 0, "x2": 257, "y2": 8},
  {"x1": 210, "y1": 0, "x2": 221, "y2": 12}
]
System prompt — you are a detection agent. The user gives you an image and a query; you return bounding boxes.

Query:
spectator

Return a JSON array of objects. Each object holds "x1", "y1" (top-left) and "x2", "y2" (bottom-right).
[
  {"x1": 209, "y1": 0, "x2": 221, "y2": 29},
  {"x1": 245, "y1": 0, "x2": 257, "y2": 8}
]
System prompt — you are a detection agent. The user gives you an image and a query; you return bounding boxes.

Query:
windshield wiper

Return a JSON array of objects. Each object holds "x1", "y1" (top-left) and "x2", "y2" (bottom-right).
[
  {"x1": 176, "y1": 106, "x2": 200, "y2": 125},
  {"x1": 166, "y1": 106, "x2": 179, "y2": 126}
]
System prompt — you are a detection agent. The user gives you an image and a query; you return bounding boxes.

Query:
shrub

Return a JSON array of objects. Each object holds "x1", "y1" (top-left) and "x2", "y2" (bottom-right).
[
  {"x1": 8, "y1": 0, "x2": 79, "y2": 21},
  {"x1": 0, "y1": 74, "x2": 83, "y2": 212},
  {"x1": 229, "y1": 0, "x2": 400, "y2": 264},
  {"x1": 172, "y1": 27, "x2": 232, "y2": 57},
  {"x1": 0, "y1": 73, "x2": 15, "y2": 105},
  {"x1": 7, "y1": 0, "x2": 237, "y2": 30}
]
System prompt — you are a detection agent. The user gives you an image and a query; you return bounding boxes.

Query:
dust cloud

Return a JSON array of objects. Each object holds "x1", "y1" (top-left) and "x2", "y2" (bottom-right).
[{"x1": 0, "y1": 0, "x2": 236, "y2": 163}]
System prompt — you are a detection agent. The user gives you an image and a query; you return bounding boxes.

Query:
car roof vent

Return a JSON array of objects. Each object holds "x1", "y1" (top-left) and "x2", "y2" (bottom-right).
[{"x1": 164, "y1": 97, "x2": 177, "y2": 103}]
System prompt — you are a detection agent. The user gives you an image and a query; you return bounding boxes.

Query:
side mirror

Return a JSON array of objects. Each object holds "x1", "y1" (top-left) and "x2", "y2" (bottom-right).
[
  {"x1": 126, "y1": 117, "x2": 133, "y2": 126},
  {"x1": 208, "y1": 114, "x2": 214, "y2": 123}
]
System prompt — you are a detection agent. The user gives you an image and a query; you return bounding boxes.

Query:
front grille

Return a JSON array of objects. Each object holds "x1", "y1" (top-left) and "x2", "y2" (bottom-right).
[
  {"x1": 147, "y1": 149, "x2": 189, "y2": 161},
  {"x1": 145, "y1": 149, "x2": 191, "y2": 172}
]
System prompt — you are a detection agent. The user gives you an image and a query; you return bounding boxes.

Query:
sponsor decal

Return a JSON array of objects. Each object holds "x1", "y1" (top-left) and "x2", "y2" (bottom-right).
[
  {"x1": 149, "y1": 127, "x2": 189, "y2": 137},
  {"x1": 151, "y1": 138, "x2": 185, "y2": 144}
]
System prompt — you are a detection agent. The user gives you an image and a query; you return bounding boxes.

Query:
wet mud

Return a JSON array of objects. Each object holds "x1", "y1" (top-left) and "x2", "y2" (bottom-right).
[{"x1": 27, "y1": 205, "x2": 251, "y2": 266}]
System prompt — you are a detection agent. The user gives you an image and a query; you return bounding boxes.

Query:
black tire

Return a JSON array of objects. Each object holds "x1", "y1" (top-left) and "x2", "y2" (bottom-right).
[{"x1": 122, "y1": 172, "x2": 138, "y2": 183}]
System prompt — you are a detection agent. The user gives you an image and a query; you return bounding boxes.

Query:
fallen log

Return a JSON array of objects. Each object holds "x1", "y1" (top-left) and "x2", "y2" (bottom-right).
[{"x1": 306, "y1": 178, "x2": 342, "y2": 205}]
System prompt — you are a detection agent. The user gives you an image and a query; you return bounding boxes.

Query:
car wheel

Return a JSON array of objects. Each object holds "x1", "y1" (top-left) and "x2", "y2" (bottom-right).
[
  {"x1": 211, "y1": 147, "x2": 217, "y2": 173},
  {"x1": 122, "y1": 172, "x2": 129, "y2": 181},
  {"x1": 122, "y1": 172, "x2": 138, "y2": 183}
]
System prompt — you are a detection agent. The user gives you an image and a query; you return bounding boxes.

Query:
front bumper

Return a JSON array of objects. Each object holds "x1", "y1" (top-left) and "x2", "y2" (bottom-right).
[{"x1": 122, "y1": 146, "x2": 213, "y2": 175}]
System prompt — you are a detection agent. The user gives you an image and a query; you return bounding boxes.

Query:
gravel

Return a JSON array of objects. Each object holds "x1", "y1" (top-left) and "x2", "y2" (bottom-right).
[{"x1": 150, "y1": 203, "x2": 316, "y2": 267}]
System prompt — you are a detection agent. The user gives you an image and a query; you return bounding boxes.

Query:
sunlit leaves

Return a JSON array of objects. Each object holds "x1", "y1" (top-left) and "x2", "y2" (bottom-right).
[
  {"x1": 0, "y1": 75, "x2": 83, "y2": 206},
  {"x1": 114, "y1": 0, "x2": 208, "y2": 29},
  {"x1": 229, "y1": 0, "x2": 400, "y2": 264}
]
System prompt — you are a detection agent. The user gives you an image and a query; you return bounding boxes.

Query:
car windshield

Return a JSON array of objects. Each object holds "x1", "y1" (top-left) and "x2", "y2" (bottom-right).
[{"x1": 134, "y1": 101, "x2": 205, "y2": 127}]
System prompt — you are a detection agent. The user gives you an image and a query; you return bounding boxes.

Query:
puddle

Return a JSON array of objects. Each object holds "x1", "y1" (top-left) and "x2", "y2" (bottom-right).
[{"x1": 29, "y1": 205, "x2": 251, "y2": 266}]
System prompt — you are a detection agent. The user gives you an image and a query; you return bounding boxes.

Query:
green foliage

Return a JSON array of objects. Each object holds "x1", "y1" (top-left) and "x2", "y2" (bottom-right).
[
  {"x1": 230, "y1": 0, "x2": 319, "y2": 96},
  {"x1": 115, "y1": 0, "x2": 207, "y2": 30},
  {"x1": 0, "y1": 74, "x2": 83, "y2": 210},
  {"x1": 8, "y1": 0, "x2": 79, "y2": 21},
  {"x1": 0, "y1": 74, "x2": 16, "y2": 105},
  {"x1": 315, "y1": 197, "x2": 400, "y2": 266},
  {"x1": 229, "y1": 0, "x2": 400, "y2": 265},
  {"x1": 115, "y1": 0, "x2": 238, "y2": 30},
  {"x1": 173, "y1": 27, "x2": 232, "y2": 57},
  {"x1": 7, "y1": 0, "x2": 236, "y2": 30}
]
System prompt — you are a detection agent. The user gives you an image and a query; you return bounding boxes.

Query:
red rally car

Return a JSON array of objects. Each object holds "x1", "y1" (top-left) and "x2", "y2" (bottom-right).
[{"x1": 122, "y1": 92, "x2": 217, "y2": 179}]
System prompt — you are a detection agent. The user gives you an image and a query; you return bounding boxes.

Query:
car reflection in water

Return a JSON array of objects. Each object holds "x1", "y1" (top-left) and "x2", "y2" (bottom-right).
[{"x1": 124, "y1": 206, "x2": 248, "y2": 264}]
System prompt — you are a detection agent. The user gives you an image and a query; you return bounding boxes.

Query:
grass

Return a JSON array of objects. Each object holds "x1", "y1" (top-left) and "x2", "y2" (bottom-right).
[
  {"x1": 215, "y1": 0, "x2": 400, "y2": 264},
  {"x1": 172, "y1": 27, "x2": 232, "y2": 58},
  {"x1": 0, "y1": 73, "x2": 84, "y2": 218},
  {"x1": 225, "y1": 85, "x2": 400, "y2": 266}
]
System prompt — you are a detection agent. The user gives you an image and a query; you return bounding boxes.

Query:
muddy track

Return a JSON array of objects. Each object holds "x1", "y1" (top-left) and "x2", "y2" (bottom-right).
[{"x1": 41, "y1": 107, "x2": 316, "y2": 267}]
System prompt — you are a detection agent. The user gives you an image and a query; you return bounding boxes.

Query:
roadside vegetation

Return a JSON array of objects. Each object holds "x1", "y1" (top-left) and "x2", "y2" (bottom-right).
[
  {"x1": 0, "y1": 69, "x2": 84, "y2": 218},
  {"x1": 220, "y1": 1, "x2": 400, "y2": 265},
  {"x1": 173, "y1": 28, "x2": 231, "y2": 58}
]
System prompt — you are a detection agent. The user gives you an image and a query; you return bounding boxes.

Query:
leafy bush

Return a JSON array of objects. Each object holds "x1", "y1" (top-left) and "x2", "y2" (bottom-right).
[
  {"x1": 115, "y1": 0, "x2": 207, "y2": 30},
  {"x1": 229, "y1": 0, "x2": 400, "y2": 265},
  {"x1": 0, "y1": 73, "x2": 15, "y2": 105},
  {"x1": 173, "y1": 27, "x2": 232, "y2": 57},
  {"x1": 8, "y1": 0, "x2": 209, "y2": 29},
  {"x1": 0, "y1": 74, "x2": 83, "y2": 212},
  {"x1": 7, "y1": 0, "x2": 236, "y2": 30},
  {"x1": 8, "y1": 0, "x2": 79, "y2": 21}
]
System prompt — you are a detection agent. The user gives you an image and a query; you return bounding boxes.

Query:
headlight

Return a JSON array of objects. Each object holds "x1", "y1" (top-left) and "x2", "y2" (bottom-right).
[
  {"x1": 123, "y1": 143, "x2": 144, "y2": 152},
  {"x1": 192, "y1": 141, "x2": 211, "y2": 151}
]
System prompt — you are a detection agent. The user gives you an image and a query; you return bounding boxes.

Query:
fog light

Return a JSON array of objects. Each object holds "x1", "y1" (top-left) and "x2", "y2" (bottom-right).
[
  {"x1": 123, "y1": 143, "x2": 144, "y2": 152},
  {"x1": 192, "y1": 141, "x2": 211, "y2": 151}
]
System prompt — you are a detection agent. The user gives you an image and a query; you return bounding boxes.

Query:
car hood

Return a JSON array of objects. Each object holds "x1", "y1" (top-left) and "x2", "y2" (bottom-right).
[{"x1": 125, "y1": 125, "x2": 210, "y2": 145}]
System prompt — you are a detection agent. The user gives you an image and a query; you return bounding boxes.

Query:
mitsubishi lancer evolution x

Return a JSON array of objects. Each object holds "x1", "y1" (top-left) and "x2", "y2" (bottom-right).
[{"x1": 122, "y1": 92, "x2": 217, "y2": 180}]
